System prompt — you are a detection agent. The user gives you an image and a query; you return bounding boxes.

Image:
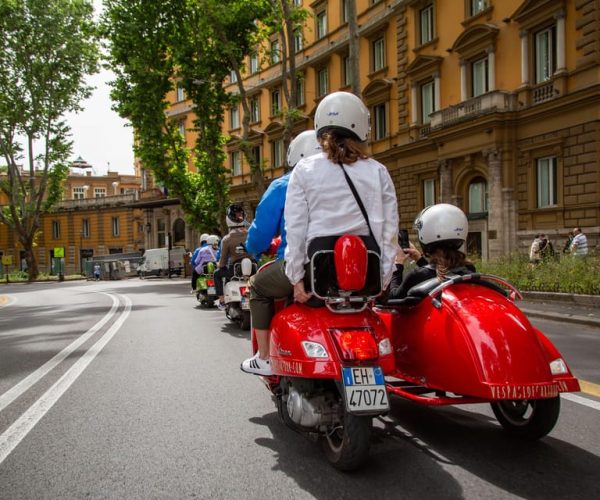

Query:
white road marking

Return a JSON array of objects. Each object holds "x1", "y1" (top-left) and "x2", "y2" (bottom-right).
[
  {"x1": 561, "y1": 393, "x2": 600, "y2": 411},
  {"x1": 0, "y1": 293, "x2": 120, "y2": 413},
  {"x1": 0, "y1": 294, "x2": 132, "y2": 465}
]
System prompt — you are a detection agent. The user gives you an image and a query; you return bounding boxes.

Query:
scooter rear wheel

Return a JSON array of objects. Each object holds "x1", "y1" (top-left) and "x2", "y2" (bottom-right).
[
  {"x1": 241, "y1": 311, "x2": 251, "y2": 330},
  {"x1": 490, "y1": 396, "x2": 560, "y2": 440},
  {"x1": 321, "y1": 413, "x2": 371, "y2": 471}
]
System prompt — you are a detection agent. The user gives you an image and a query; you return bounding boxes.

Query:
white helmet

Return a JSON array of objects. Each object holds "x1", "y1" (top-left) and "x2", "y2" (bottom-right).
[
  {"x1": 413, "y1": 203, "x2": 468, "y2": 254},
  {"x1": 200, "y1": 233, "x2": 209, "y2": 244},
  {"x1": 286, "y1": 130, "x2": 321, "y2": 168},
  {"x1": 314, "y1": 91, "x2": 370, "y2": 142},
  {"x1": 207, "y1": 235, "x2": 220, "y2": 247}
]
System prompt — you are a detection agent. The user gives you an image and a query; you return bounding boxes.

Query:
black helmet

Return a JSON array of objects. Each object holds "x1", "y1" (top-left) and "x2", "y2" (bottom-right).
[{"x1": 226, "y1": 203, "x2": 246, "y2": 228}]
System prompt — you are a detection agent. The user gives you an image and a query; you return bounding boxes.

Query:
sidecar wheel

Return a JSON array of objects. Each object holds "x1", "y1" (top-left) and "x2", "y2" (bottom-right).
[
  {"x1": 491, "y1": 396, "x2": 560, "y2": 440},
  {"x1": 321, "y1": 414, "x2": 371, "y2": 471}
]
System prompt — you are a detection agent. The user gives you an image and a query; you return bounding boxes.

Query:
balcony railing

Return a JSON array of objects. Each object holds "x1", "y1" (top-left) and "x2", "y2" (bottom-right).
[
  {"x1": 429, "y1": 90, "x2": 516, "y2": 130},
  {"x1": 55, "y1": 193, "x2": 138, "y2": 210},
  {"x1": 531, "y1": 81, "x2": 557, "y2": 105}
]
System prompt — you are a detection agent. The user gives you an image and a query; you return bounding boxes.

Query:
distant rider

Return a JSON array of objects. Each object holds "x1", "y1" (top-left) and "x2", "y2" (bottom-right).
[
  {"x1": 190, "y1": 233, "x2": 209, "y2": 293},
  {"x1": 214, "y1": 204, "x2": 252, "y2": 310}
]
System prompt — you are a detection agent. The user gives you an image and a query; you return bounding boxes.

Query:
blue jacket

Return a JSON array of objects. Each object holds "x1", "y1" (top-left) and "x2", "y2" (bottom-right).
[{"x1": 246, "y1": 173, "x2": 289, "y2": 260}]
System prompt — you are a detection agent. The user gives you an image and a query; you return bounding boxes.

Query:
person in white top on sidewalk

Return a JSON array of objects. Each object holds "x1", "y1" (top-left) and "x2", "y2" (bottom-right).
[
  {"x1": 241, "y1": 91, "x2": 399, "y2": 376},
  {"x1": 570, "y1": 227, "x2": 588, "y2": 256}
]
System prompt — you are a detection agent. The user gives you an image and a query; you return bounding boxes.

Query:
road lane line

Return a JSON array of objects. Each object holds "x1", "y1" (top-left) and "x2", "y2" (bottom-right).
[
  {"x1": 0, "y1": 294, "x2": 132, "y2": 465},
  {"x1": 561, "y1": 393, "x2": 600, "y2": 411},
  {"x1": 0, "y1": 293, "x2": 119, "y2": 413},
  {"x1": 578, "y1": 380, "x2": 600, "y2": 399}
]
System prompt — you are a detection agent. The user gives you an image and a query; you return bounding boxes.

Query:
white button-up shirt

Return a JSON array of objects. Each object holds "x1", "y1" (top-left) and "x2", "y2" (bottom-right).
[{"x1": 283, "y1": 152, "x2": 399, "y2": 287}]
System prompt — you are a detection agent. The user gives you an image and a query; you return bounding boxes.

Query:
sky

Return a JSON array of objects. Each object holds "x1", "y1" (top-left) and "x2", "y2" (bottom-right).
[
  {"x1": 65, "y1": 69, "x2": 135, "y2": 175},
  {"x1": 64, "y1": 0, "x2": 134, "y2": 175}
]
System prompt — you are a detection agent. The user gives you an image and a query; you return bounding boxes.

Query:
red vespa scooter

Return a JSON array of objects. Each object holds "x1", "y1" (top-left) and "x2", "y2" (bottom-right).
[
  {"x1": 250, "y1": 235, "x2": 395, "y2": 470},
  {"x1": 376, "y1": 273, "x2": 580, "y2": 440}
]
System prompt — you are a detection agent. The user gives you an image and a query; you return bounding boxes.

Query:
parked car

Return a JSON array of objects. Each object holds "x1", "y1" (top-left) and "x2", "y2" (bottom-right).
[{"x1": 138, "y1": 247, "x2": 186, "y2": 278}]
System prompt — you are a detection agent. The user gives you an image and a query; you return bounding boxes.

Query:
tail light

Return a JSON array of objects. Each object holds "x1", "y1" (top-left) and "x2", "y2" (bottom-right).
[
  {"x1": 330, "y1": 329, "x2": 378, "y2": 361},
  {"x1": 239, "y1": 286, "x2": 248, "y2": 297},
  {"x1": 207, "y1": 279, "x2": 215, "y2": 287}
]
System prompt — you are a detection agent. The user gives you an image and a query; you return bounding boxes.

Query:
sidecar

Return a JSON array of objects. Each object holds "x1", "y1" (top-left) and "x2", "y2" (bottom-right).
[{"x1": 376, "y1": 273, "x2": 580, "y2": 440}]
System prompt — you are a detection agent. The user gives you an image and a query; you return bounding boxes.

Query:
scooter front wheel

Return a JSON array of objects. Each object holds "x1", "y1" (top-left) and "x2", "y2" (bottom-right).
[
  {"x1": 321, "y1": 413, "x2": 371, "y2": 471},
  {"x1": 490, "y1": 396, "x2": 560, "y2": 440}
]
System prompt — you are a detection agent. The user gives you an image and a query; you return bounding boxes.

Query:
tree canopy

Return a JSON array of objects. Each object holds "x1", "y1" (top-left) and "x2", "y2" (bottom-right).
[{"x1": 0, "y1": 0, "x2": 99, "y2": 279}]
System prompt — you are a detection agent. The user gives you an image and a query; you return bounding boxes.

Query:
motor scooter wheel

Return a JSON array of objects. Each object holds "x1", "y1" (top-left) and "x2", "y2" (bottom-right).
[
  {"x1": 490, "y1": 396, "x2": 560, "y2": 440},
  {"x1": 240, "y1": 311, "x2": 251, "y2": 330},
  {"x1": 321, "y1": 413, "x2": 371, "y2": 471}
]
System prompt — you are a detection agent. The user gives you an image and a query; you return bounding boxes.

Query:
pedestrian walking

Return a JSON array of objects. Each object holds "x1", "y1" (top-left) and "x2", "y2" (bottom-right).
[
  {"x1": 93, "y1": 263, "x2": 101, "y2": 281},
  {"x1": 570, "y1": 227, "x2": 588, "y2": 257}
]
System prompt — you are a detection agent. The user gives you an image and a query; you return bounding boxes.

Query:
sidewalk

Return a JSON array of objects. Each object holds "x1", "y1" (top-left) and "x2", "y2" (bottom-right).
[{"x1": 518, "y1": 292, "x2": 600, "y2": 328}]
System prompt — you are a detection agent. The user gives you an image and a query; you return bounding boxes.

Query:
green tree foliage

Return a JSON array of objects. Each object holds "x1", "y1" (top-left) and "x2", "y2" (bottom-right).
[
  {"x1": 103, "y1": 0, "x2": 268, "y2": 233},
  {"x1": 0, "y1": 0, "x2": 99, "y2": 280}
]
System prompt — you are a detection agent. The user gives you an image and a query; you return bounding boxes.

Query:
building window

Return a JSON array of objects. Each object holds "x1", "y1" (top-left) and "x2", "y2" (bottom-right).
[
  {"x1": 373, "y1": 103, "x2": 386, "y2": 140},
  {"x1": 472, "y1": 56, "x2": 489, "y2": 97},
  {"x1": 316, "y1": 11, "x2": 327, "y2": 39},
  {"x1": 250, "y1": 52, "x2": 259, "y2": 74},
  {"x1": 469, "y1": 0, "x2": 488, "y2": 16},
  {"x1": 272, "y1": 140, "x2": 283, "y2": 167},
  {"x1": 342, "y1": 55, "x2": 352, "y2": 87},
  {"x1": 535, "y1": 26, "x2": 556, "y2": 83},
  {"x1": 178, "y1": 119, "x2": 186, "y2": 138},
  {"x1": 296, "y1": 78, "x2": 305, "y2": 106},
  {"x1": 419, "y1": 4, "x2": 434, "y2": 45},
  {"x1": 73, "y1": 186, "x2": 85, "y2": 199},
  {"x1": 536, "y1": 156, "x2": 557, "y2": 208},
  {"x1": 468, "y1": 178, "x2": 488, "y2": 213},
  {"x1": 231, "y1": 151, "x2": 242, "y2": 176},
  {"x1": 82, "y1": 219, "x2": 90, "y2": 238},
  {"x1": 270, "y1": 88, "x2": 281, "y2": 116},
  {"x1": 94, "y1": 188, "x2": 106, "y2": 198},
  {"x1": 317, "y1": 67, "x2": 328, "y2": 97},
  {"x1": 250, "y1": 95, "x2": 260, "y2": 122},
  {"x1": 341, "y1": 0, "x2": 348, "y2": 23},
  {"x1": 176, "y1": 83, "x2": 185, "y2": 102},
  {"x1": 372, "y1": 37, "x2": 385, "y2": 72},
  {"x1": 230, "y1": 70, "x2": 237, "y2": 84},
  {"x1": 230, "y1": 105, "x2": 240, "y2": 129},
  {"x1": 52, "y1": 221, "x2": 60, "y2": 239},
  {"x1": 252, "y1": 145, "x2": 261, "y2": 166},
  {"x1": 271, "y1": 39, "x2": 280, "y2": 64},
  {"x1": 294, "y1": 31, "x2": 304, "y2": 52},
  {"x1": 112, "y1": 217, "x2": 120, "y2": 237},
  {"x1": 423, "y1": 179, "x2": 436, "y2": 207},
  {"x1": 420, "y1": 80, "x2": 435, "y2": 124}
]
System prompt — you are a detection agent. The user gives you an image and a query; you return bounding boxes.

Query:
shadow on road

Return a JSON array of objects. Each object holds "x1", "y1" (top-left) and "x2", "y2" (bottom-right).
[{"x1": 248, "y1": 397, "x2": 599, "y2": 498}]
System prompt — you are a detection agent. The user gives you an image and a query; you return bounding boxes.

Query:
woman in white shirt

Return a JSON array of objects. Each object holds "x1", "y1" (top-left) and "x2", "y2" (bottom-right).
[{"x1": 241, "y1": 91, "x2": 399, "y2": 376}]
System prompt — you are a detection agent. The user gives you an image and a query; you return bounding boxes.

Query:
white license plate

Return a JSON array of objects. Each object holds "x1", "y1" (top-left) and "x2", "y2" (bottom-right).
[
  {"x1": 342, "y1": 366, "x2": 389, "y2": 413},
  {"x1": 208, "y1": 287, "x2": 216, "y2": 295}
]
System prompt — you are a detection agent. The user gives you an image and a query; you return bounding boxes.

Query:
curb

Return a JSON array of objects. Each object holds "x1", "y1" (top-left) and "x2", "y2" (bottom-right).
[
  {"x1": 520, "y1": 308, "x2": 600, "y2": 328},
  {"x1": 522, "y1": 291, "x2": 600, "y2": 307}
]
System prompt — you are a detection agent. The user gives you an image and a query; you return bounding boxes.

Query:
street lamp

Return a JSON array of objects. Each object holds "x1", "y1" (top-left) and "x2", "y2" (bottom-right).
[{"x1": 79, "y1": 230, "x2": 84, "y2": 275}]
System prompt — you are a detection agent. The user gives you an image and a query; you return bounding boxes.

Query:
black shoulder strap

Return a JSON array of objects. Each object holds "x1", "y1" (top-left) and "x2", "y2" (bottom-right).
[{"x1": 338, "y1": 162, "x2": 375, "y2": 239}]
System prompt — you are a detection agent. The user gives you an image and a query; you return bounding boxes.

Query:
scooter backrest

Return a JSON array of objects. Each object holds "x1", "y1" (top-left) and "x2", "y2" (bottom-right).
[
  {"x1": 305, "y1": 235, "x2": 381, "y2": 300},
  {"x1": 233, "y1": 257, "x2": 257, "y2": 278},
  {"x1": 334, "y1": 235, "x2": 367, "y2": 292}
]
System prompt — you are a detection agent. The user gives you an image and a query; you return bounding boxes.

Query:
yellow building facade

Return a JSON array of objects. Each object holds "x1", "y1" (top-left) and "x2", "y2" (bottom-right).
[
  {"x1": 164, "y1": 0, "x2": 600, "y2": 258},
  {"x1": 0, "y1": 166, "x2": 144, "y2": 275}
]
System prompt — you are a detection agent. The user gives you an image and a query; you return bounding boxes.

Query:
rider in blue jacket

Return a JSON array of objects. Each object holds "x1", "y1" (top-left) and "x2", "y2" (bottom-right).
[{"x1": 245, "y1": 130, "x2": 321, "y2": 260}]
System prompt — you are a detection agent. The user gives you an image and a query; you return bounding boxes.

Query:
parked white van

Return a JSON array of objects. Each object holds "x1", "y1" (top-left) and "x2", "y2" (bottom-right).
[{"x1": 138, "y1": 247, "x2": 186, "y2": 278}]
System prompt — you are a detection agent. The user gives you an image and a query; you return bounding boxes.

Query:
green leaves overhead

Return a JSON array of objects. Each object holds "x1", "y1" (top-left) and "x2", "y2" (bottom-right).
[{"x1": 0, "y1": 0, "x2": 99, "y2": 280}]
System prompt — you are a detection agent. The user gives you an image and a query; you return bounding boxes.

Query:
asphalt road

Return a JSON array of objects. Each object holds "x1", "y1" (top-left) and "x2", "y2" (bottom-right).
[{"x1": 0, "y1": 279, "x2": 598, "y2": 499}]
